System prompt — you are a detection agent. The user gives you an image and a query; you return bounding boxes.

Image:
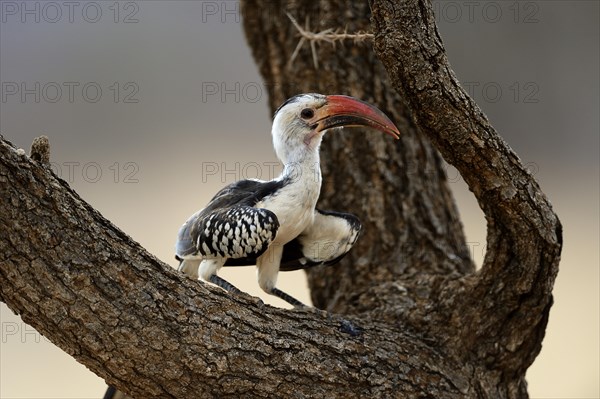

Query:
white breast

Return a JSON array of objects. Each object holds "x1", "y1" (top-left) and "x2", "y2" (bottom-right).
[{"x1": 256, "y1": 178, "x2": 321, "y2": 245}]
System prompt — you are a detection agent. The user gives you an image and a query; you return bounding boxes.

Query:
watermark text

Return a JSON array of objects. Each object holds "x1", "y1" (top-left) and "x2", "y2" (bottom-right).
[
  {"x1": 1, "y1": 1, "x2": 139, "y2": 23},
  {"x1": 1, "y1": 82, "x2": 140, "y2": 104},
  {"x1": 50, "y1": 161, "x2": 140, "y2": 183}
]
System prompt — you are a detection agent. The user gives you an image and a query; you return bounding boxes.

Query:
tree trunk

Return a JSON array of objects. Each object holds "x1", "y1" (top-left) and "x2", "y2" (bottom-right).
[
  {"x1": 242, "y1": 1, "x2": 473, "y2": 315},
  {"x1": 0, "y1": 1, "x2": 561, "y2": 398}
]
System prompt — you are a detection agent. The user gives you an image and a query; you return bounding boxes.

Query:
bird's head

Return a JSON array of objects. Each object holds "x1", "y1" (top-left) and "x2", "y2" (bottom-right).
[{"x1": 272, "y1": 93, "x2": 400, "y2": 163}]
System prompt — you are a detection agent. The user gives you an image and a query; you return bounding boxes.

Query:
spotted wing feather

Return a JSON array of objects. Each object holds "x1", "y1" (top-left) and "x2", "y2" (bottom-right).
[
  {"x1": 177, "y1": 206, "x2": 278, "y2": 259},
  {"x1": 176, "y1": 179, "x2": 286, "y2": 260}
]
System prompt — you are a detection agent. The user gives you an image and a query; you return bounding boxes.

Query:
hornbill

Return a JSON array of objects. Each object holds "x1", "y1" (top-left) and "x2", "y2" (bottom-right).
[
  {"x1": 175, "y1": 93, "x2": 400, "y2": 307},
  {"x1": 103, "y1": 94, "x2": 399, "y2": 399}
]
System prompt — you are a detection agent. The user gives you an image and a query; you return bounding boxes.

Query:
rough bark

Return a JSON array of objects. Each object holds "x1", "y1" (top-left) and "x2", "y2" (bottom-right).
[
  {"x1": 369, "y1": 0, "x2": 562, "y2": 376},
  {"x1": 0, "y1": 136, "x2": 465, "y2": 399},
  {"x1": 0, "y1": 0, "x2": 561, "y2": 398}
]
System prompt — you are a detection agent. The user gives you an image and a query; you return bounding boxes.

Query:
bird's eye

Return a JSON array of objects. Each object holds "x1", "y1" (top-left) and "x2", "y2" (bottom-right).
[{"x1": 300, "y1": 108, "x2": 315, "y2": 119}]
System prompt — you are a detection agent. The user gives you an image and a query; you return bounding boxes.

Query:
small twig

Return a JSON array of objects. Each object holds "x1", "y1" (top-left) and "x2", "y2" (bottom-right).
[{"x1": 287, "y1": 13, "x2": 374, "y2": 69}]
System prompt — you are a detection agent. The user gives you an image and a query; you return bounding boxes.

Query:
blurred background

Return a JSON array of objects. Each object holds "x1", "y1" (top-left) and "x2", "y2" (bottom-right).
[{"x1": 0, "y1": 1, "x2": 598, "y2": 398}]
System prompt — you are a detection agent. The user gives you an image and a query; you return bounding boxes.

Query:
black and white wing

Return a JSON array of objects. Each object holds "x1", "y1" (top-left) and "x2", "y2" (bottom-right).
[
  {"x1": 176, "y1": 179, "x2": 284, "y2": 260},
  {"x1": 278, "y1": 209, "x2": 361, "y2": 271},
  {"x1": 176, "y1": 206, "x2": 278, "y2": 259},
  {"x1": 222, "y1": 209, "x2": 362, "y2": 270}
]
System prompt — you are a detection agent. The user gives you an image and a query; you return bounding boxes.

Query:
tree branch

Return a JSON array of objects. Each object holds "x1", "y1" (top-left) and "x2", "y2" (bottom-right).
[
  {"x1": 287, "y1": 12, "x2": 373, "y2": 69},
  {"x1": 370, "y1": 0, "x2": 562, "y2": 372},
  {"x1": 0, "y1": 135, "x2": 471, "y2": 398},
  {"x1": 1, "y1": 0, "x2": 562, "y2": 397}
]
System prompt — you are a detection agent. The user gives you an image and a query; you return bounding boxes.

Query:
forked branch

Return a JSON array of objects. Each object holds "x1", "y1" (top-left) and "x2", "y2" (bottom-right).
[{"x1": 370, "y1": 0, "x2": 562, "y2": 371}]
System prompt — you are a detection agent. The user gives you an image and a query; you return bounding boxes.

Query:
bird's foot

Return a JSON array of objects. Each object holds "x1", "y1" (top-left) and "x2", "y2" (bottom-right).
[
  {"x1": 338, "y1": 318, "x2": 363, "y2": 337},
  {"x1": 251, "y1": 296, "x2": 265, "y2": 307},
  {"x1": 298, "y1": 307, "x2": 362, "y2": 337}
]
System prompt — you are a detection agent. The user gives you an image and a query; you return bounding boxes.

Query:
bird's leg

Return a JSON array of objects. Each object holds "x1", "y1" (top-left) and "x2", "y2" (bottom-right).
[
  {"x1": 180, "y1": 258, "x2": 241, "y2": 294},
  {"x1": 271, "y1": 287, "x2": 307, "y2": 308},
  {"x1": 199, "y1": 258, "x2": 245, "y2": 294},
  {"x1": 177, "y1": 259, "x2": 261, "y2": 304},
  {"x1": 258, "y1": 245, "x2": 307, "y2": 308},
  {"x1": 208, "y1": 274, "x2": 243, "y2": 295},
  {"x1": 178, "y1": 258, "x2": 201, "y2": 279}
]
